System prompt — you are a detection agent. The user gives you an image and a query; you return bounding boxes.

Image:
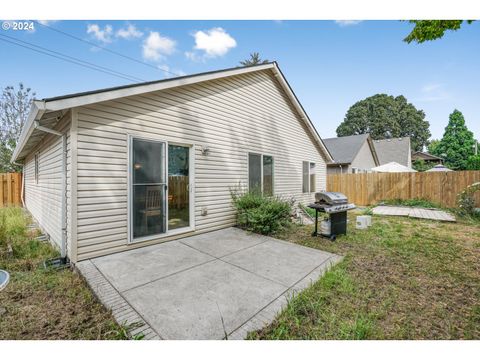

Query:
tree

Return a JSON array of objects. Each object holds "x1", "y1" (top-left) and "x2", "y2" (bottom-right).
[
  {"x1": 467, "y1": 155, "x2": 480, "y2": 170},
  {"x1": 0, "y1": 83, "x2": 35, "y2": 172},
  {"x1": 427, "y1": 139, "x2": 440, "y2": 154},
  {"x1": 404, "y1": 20, "x2": 475, "y2": 43},
  {"x1": 430, "y1": 110, "x2": 476, "y2": 170},
  {"x1": 412, "y1": 159, "x2": 435, "y2": 172},
  {"x1": 239, "y1": 52, "x2": 269, "y2": 66},
  {"x1": 336, "y1": 94, "x2": 431, "y2": 151}
]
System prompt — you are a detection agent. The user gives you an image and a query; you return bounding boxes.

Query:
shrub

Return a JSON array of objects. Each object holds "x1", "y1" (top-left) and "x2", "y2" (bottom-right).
[
  {"x1": 457, "y1": 182, "x2": 480, "y2": 216},
  {"x1": 230, "y1": 187, "x2": 294, "y2": 235}
]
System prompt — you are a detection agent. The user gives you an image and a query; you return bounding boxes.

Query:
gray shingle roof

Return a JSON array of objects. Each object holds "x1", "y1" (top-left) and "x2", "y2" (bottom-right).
[
  {"x1": 373, "y1": 137, "x2": 411, "y2": 167},
  {"x1": 323, "y1": 134, "x2": 370, "y2": 164}
]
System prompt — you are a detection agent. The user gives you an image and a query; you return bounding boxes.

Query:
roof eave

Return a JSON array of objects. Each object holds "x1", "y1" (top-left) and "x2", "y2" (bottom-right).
[{"x1": 11, "y1": 100, "x2": 46, "y2": 163}]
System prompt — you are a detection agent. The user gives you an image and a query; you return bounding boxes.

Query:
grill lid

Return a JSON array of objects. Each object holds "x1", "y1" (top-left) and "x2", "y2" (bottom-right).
[{"x1": 315, "y1": 191, "x2": 348, "y2": 205}]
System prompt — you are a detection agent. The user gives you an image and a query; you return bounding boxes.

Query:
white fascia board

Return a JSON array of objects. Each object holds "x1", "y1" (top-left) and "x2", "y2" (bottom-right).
[
  {"x1": 271, "y1": 64, "x2": 334, "y2": 163},
  {"x1": 43, "y1": 63, "x2": 276, "y2": 112},
  {"x1": 11, "y1": 100, "x2": 46, "y2": 162}
]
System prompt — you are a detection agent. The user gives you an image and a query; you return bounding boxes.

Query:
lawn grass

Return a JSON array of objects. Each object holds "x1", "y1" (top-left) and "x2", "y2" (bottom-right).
[
  {"x1": 0, "y1": 207, "x2": 135, "y2": 340},
  {"x1": 380, "y1": 198, "x2": 443, "y2": 209},
  {"x1": 248, "y1": 211, "x2": 480, "y2": 339}
]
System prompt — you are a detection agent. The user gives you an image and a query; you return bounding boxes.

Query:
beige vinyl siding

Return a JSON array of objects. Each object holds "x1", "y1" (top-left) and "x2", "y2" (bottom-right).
[
  {"x1": 75, "y1": 69, "x2": 327, "y2": 260},
  {"x1": 24, "y1": 113, "x2": 71, "y2": 255}
]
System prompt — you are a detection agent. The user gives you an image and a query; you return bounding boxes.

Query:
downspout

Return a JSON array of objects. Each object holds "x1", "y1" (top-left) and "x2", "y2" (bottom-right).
[{"x1": 33, "y1": 120, "x2": 68, "y2": 261}]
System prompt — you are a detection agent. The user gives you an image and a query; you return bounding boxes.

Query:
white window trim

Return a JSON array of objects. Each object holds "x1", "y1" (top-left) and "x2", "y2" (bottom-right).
[
  {"x1": 127, "y1": 134, "x2": 195, "y2": 244},
  {"x1": 247, "y1": 152, "x2": 275, "y2": 195},
  {"x1": 302, "y1": 161, "x2": 316, "y2": 193}
]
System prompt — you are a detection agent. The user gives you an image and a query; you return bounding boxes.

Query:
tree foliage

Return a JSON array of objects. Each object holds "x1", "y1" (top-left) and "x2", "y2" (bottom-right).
[
  {"x1": 336, "y1": 94, "x2": 431, "y2": 151},
  {"x1": 0, "y1": 83, "x2": 35, "y2": 172},
  {"x1": 404, "y1": 20, "x2": 475, "y2": 43},
  {"x1": 427, "y1": 139, "x2": 440, "y2": 154},
  {"x1": 239, "y1": 52, "x2": 269, "y2": 66},
  {"x1": 412, "y1": 159, "x2": 435, "y2": 172},
  {"x1": 466, "y1": 154, "x2": 480, "y2": 170},
  {"x1": 430, "y1": 109, "x2": 476, "y2": 170}
]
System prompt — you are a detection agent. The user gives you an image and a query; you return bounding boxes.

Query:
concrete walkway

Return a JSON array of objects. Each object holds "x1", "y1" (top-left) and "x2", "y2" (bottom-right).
[
  {"x1": 372, "y1": 205, "x2": 456, "y2": 222},
  {"x1": 77, "y1": 227, "x2": 341, "y2": 340}
]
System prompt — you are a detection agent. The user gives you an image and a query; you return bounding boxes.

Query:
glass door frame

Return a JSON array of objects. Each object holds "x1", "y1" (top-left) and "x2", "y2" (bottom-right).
[{"x1": 128, "y1": 134, "x2": 195, "y2": 244}]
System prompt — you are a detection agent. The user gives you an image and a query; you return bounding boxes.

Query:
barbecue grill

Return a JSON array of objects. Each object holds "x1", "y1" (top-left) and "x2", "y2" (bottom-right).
[{"x1": 308, "y1": 191, "x2": 356, "y2": 240}]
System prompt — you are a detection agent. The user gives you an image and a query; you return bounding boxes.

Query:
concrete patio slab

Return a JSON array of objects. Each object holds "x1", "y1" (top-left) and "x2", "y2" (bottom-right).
[
  {"x1": 92, "y1": 241, "x2": 214, "y2": 291},
  {"x1": 180, "y1": 227, "x2": 268, "y2": 258},
  {"x1": 372, "y1": 205, "x2": 456, "y2": 222},
  {"x1": 123, "y1": 259, "x2": 287, "y2": 339},
  {"x1": 222, "y1": 239, "x2": 333, "y2": 287},
  {"x1": 78, "y1": 227, "x2": 341, "y2": 340}
]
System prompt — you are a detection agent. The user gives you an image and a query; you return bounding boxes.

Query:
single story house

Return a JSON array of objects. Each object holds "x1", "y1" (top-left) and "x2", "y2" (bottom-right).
[
  {"x1": 411, "y1": 151, "x2": 443, "y2": 165},
  {"x1": 373, "y1": 137, "x2": 412, "y2": 168},
  {"x1": 12, "y1": 62, "x2": 333, "y2": 263},
  {"x1": 323, "y1": 134, "x2": 380, "y2": 174}
]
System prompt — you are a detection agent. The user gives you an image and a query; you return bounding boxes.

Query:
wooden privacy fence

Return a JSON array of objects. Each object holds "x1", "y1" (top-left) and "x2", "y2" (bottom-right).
[
  {"x1": 327, "y1": 171, "x2": 480, "y2": 208},
  {"x1": 0, "y1": 173, "x2": 22, "y2": 207},
  {"x1": 168, "y1": 175, "x2": 189, "y2": 209}
]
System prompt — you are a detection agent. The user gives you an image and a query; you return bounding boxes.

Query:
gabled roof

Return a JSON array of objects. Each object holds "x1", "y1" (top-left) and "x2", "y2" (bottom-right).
[
  {"x1": 373, "y1": 137, "x2": 411, "y2": 167},
  {"x1": 12, "y1": 62, "x2": 333, "y2": 163},
  {"x1": 323, "y1": 134, "x2": 379, "y2": 165},
  {"x1": 412, "y1": 151, "x2": 443, "y2": 161},
  {"x1": 372, "y1": 161, "x2": 417, "y2": 173}
]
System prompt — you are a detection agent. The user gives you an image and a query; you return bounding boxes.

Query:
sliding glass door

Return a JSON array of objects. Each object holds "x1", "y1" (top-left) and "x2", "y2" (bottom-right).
[
  {"x1": 131, "y1": 138, "x2": 167, "y2": 240},
  {"x1": 130, "y1": 137, "x2": 192, "y2": 242}
]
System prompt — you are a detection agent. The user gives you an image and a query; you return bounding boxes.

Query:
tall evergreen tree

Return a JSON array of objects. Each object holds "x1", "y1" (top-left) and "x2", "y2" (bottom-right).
[
  {"x1": 239, "y1": 52, "x2": 269, "y2": 66},
  {"x1": 431, "y1": 109, "x2": 476, "y2": 170}
]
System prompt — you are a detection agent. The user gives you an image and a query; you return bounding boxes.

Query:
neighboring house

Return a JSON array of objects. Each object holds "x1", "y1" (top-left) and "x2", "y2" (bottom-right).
[
  {"x1": 12, "y1": 62, "x2": 333, "y2": 263},
  {"x1": 323, "y1": 134, "x2": 380, "y2": 174},
  {"x1": 373, "y1": 137, "x2": 412, "y2": 168},
  {"x1": 411, "y1": 151, "x2": 443, "y2": 165}
]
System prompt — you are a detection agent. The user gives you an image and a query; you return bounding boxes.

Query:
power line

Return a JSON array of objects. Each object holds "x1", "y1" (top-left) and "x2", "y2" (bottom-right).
[
  {"x1": 0, "y1": 34, "x2": 145, "y2": 83},
  {"x1": 33, "y1": 20, "x2": 183, "y2": 78}
]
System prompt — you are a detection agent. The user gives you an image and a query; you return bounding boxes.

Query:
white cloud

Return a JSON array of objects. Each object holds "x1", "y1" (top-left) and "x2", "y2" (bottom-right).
[
  {"x1": 191, "y1": 27, "x2": 237, "y2": 58},
  {"x1": 185, "y1": 51, "x2": 201, "y2": 62},
  {"x1": 116, "y1": 23, "x2": 143, "y2": 40},
  {"x1": 157, "y1": 64, "x2": 186, "y2": 78},
  {"x1": 417, "y1": 83, "x2": 451, "y2": 102},
  {"x1": 335, "y1": 20, "x2": 363, "y2": 27},
  {"x1": 87, "y1": 24, "x2": 113, "y2": 43},
  {"x1": 142, "y1": 31, "x2": 176, "y2": 61},
  {"x1": 37, "y1": 20, "x2": 58, "y2": 26}
]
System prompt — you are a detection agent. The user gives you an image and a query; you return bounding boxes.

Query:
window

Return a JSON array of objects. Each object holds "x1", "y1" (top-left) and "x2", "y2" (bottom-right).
[
  {"x1": 310, "y1": 162, "x2": 316, "y2": 192},
  {"x1": 248, "y1": 153, "x2": 274, "y2": 195},
  {"x1": 302, "y1": 161, "x2": 316, "y2": 193},
  {"x1": 34, "y1": 153, "x2": 39, "y2": 184}
]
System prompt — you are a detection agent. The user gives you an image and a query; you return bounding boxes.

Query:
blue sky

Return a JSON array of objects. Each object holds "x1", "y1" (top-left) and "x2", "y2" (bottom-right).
[{"x1": 1, "y1": 20, "x2": 479, "y2": 141}]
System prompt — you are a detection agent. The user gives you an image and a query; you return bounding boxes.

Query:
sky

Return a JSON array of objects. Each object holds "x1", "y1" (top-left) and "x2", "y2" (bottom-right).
[{"x1": 1, "y1": 20, "x2": 479, "y2": 142}]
